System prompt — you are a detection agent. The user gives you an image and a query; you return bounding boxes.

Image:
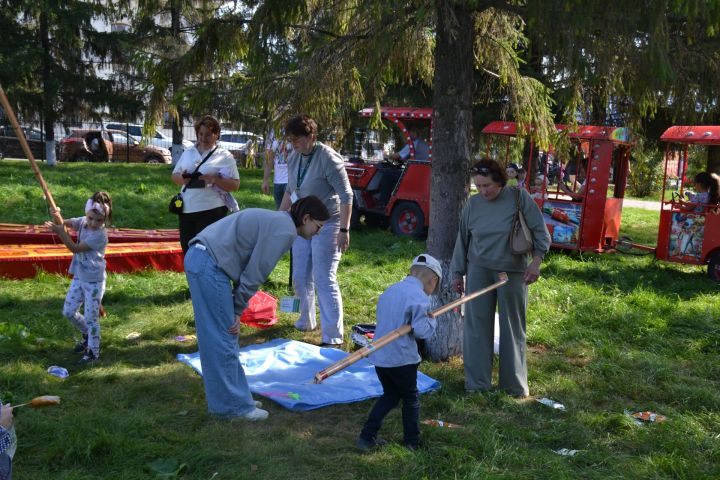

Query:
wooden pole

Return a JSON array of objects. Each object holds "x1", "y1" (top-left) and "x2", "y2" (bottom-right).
[
  {"x1": 0, "y1": 84, "x2": 61, "y2": 223},
  {"x1": 313, "y1": 272, "x2": 509, "y2": 383}
]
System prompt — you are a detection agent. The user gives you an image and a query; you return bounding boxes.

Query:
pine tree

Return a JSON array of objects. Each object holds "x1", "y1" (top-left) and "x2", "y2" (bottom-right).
[{"x1": 0, "y1": 1, "x2": 142, "y2": 165}]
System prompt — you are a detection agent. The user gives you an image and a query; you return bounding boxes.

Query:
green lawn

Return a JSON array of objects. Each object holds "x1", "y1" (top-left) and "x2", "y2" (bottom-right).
[{"x1": 1, "y1": 160, "x2": 718, "y2": 479}]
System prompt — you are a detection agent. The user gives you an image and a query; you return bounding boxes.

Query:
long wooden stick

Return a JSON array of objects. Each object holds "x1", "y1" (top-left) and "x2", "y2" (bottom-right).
[
  {"x1": 313, "y1": 272, "x2": 509, "y2": 383},
  {"x1": 0, "y1": 84, "x2": 61, "y2": 222}
]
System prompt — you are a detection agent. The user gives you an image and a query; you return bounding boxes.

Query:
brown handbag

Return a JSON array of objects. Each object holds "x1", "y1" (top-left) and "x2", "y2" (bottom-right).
[{"x1": 510, "y1": 187, "x2": 533, "y2": 255}]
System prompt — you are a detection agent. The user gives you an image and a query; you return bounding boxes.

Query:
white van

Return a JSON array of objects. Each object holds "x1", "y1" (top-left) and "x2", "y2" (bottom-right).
[{"x1": 105, "y1": 123, "x2": 193, "y2": 149}]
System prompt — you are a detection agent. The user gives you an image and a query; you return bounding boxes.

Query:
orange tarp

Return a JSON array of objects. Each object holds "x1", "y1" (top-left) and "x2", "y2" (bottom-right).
[
  {"x1": 0, "y1": 241, "x2": 183, "y2": 279},
  {"x1": 0, "y1": 223, "x2": 179, "y2": 245}
]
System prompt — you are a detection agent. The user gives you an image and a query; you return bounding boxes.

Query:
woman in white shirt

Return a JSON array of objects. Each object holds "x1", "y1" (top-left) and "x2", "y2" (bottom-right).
[{"x1": 171, "y1": 115, "x2": 240, "y2": 252}]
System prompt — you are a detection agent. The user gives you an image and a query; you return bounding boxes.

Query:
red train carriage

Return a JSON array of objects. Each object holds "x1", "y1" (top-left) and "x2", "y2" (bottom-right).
[
  {"x1": 657, "y1": 126, "x2": 720, "y2": 281},
  {"x1": 481, "y1": 121, "x2": 633, "y2": 252}
]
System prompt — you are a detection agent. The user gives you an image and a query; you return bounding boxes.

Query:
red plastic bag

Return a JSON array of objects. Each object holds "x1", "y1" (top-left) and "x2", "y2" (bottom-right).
[{"x1": 239, "y1": 291, "x2": 278, "y2": 329}]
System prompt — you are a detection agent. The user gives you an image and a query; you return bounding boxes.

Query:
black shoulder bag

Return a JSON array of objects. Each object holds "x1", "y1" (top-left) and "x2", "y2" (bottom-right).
[{"x1": 168, "y1": 147, "x2": 218, "y2": 214}]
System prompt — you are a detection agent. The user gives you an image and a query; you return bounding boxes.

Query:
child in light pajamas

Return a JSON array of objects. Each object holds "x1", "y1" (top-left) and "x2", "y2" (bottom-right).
[{"x1": 46, "y1": 191, "x2": 111, "y2": 364}]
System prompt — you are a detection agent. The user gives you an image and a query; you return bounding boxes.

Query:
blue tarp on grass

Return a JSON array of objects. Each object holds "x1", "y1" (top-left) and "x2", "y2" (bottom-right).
[{"x1": 176, "y1": 338, "x2": 441, "y2": 411}]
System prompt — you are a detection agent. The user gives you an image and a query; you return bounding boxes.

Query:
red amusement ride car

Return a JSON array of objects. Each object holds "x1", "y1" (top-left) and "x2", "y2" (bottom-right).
[{"x1": 345, "y1": 107, "x2": 433, "y2": 238}]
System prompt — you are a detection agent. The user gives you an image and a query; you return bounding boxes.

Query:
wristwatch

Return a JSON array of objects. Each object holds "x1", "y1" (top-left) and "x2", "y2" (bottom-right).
[{"x1": 339, "y1": 227, "x2": 349, "y2": 233}]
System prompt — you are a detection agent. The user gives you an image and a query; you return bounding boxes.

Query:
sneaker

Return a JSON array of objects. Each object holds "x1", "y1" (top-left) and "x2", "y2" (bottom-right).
[
  {"x1": 73, "y1": 334, "x2": 88, "y2": 353},
  {"x1": 78, "y1": 351, "x2": 98, "y2": 365},
  {"x1": 356, "y1": 435, "x2": 387, "y2": 450},
  {"x1": 241, "y1": 408, "x2": 269, "y2": 421}
]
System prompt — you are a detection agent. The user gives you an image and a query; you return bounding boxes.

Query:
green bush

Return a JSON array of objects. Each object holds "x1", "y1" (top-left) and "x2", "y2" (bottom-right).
[{"x1": 627, "y1": 144, "x2": 663, "y2": 197}]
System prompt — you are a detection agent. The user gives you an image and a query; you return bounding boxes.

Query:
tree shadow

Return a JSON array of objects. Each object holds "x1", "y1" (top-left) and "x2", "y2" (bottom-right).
[{"x1": 543, "y1": 251, "x2": 716, "y2": 300}]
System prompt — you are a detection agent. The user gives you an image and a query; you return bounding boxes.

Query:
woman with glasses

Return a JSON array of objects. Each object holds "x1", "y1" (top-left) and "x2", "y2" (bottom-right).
[
  {"x1": 184, "y1": 196, "x2": 330, "y2": 420},
  {"x1": 450, "y1": 158, "x2": 550, "y2": 397},
  {"x1": 278, "y1": 114, "x2": 353, "y2": 347}
]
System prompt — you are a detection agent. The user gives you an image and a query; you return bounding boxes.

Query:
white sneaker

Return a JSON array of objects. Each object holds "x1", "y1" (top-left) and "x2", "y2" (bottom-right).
[{"x1": 241, "y1": 407, "x2": 269, "y2": 421}]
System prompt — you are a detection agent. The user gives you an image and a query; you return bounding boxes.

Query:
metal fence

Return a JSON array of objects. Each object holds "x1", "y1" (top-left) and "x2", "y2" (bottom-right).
[{"x1": 0, "y1": 112, "x2": 269, "y2": 167}]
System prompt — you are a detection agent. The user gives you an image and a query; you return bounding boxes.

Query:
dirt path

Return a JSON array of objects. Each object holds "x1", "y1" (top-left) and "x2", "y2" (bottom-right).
[{"x1": 623, "y1": 199, "x2": 660, "y2": 211}]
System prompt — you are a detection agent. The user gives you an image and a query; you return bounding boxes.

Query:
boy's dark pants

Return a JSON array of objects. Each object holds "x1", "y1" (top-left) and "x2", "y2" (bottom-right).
[{"x1": 360, "y1": 363, "x2": 420, "y2": 447}]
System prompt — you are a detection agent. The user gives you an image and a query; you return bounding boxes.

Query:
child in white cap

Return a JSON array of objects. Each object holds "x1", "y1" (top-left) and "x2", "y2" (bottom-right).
[{"x1": 357, "y1": 254, "x2": 442, "y2": 451}]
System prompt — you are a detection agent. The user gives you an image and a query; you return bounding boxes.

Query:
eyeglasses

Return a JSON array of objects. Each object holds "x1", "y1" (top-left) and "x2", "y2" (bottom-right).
[
  {"x1": 471, "y1": 166, "x2": 491, "y2": 175},
  {"x1": 311, "y1": 219, "x2": 324, "y2": 232}
]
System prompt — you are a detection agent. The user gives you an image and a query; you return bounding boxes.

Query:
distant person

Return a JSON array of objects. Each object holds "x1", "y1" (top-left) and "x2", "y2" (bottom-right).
[
  {"x1": 185, "y1": 197, "x2": 330, "y2": 420},
  {"x1": 279, "y1": 114, "x2": 353, "y2": 347},
  {"x1": 682, "y1": 172, "x2": 720, "y2": 212},
  {"x1": 505, "y1": 163, "x2": 520, "y2": 186},
  {"x1": 45, "y1": 192, "x2": 112, "y2": 364},
  {"x1": 356, "y1": 254, "x2": 441, "y2": 451},
  {"x1": 262, "y1": 131, "x2": 290, "y2": 209},
  {"x1": 0, "y1": 403, "x2": 14, "y2": 480},
  {"x1": 171, "y1": 115, "x2": 240, "y2": 253},
  {"x1": 517, "y1": 166, "x2": 527, "y2": 187},
  {"x1": 386, "y1": 127, "x2": 429, "y2": 162},
  {"x1": 88, "y1": 133, "x2": 107, "y2": 161},
  {"x1": 558, "y1": 157, "x2": 588, "y2": 201}
]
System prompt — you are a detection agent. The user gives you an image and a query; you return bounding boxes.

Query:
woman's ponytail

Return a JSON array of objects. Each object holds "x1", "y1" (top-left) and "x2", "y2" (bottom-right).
[{"x1": 289, "y1": 196, "x2": 330, "y2": 226}]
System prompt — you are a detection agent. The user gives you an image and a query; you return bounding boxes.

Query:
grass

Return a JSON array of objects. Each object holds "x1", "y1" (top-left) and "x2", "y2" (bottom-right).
[{"x1": 1, "y1": 160, "x2": 719, "y2": 479}]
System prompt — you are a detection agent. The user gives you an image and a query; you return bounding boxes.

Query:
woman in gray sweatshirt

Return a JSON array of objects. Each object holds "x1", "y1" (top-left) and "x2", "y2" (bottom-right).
[
  {"x1": 184, "y1": 196, "x2": 329, "y2": 420},
  {"x1": 451, "y1": 158, "x2": 550, "y2": 398}
]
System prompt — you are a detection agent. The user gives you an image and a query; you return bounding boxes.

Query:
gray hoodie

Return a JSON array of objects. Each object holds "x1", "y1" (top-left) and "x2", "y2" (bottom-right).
[{"x1": 191, "y1": 208, "x2": 297, "y2": 315}]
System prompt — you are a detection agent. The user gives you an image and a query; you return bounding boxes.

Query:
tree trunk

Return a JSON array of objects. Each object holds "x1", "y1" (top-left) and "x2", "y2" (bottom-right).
[
  {"x1": 40, "y1": 10, "x2": 56, "y2": 166},
  {"x1": 170, "y1": 0, "x2": 185, "y2": 165},
  {"x1": 424, "y1": 0, "x2": 475, "y2": 361}
]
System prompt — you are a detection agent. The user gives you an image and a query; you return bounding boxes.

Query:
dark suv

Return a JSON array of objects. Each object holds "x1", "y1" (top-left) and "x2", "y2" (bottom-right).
[{"x1": 0, "y1": 125, "x2": 48, "y2": 160}]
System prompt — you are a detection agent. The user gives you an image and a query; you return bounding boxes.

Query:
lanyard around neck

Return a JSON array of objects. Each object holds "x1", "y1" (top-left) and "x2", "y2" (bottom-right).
[{"x1": 297, "y1": 147, "x2": 316, "y2": 188}]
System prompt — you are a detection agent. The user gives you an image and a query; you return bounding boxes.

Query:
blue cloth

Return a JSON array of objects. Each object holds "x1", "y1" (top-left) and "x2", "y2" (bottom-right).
[
  {"x1": 184, "y1": 246, "x2": 257, "y2": 417},
  {"x1": 177, "y1": 339, "x2": 441, "y2": 411}
]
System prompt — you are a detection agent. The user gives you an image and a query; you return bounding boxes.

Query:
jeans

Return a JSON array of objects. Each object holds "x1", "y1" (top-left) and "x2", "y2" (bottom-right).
[
  {"x1": 184, "y1": 245, "x2": 256, "y2": 417},
  {"x1": 292, "y1": 217, "x2": 344, "y2": 344},
  {"x1": 360, "y1": 364, "x2": 420, "y2": 447},
  {"x1": 178, "y1": 206, "x2": 228, "y2": 253},
  {"x1": 273, "y1": 183, "x2": 287, "y2": 209}
]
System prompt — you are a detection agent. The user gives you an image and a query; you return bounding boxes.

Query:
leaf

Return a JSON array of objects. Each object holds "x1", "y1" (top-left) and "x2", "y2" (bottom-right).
[{"x1": 145, "y1": 458, "x2": 188, "y2": 478}]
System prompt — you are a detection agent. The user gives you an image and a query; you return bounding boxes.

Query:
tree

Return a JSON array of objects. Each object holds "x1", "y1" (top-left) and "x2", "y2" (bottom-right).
[
  {"x1": 0, "y1": 1, "x2": 141, "y2": 165},
  {"x1": 142, "y1": 0, "x2": 555, "y2": 359},
  {"x1": 136, "y1": 0, "x2": 720, "y2": 359},
  {"x1": 524, "y1": 0, "x2": 720, "y2": 173},
  {"x1": 112, "y1": 0, "x2": 206, "y2": 163}
]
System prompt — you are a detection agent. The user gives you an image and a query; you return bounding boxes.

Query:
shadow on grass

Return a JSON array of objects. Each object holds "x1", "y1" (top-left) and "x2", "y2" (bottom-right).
[{"x1": 544, "y1": 250, "x2": 716, "y2": 299}]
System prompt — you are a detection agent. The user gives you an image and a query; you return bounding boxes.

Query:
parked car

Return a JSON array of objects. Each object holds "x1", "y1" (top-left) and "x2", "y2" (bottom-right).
[
  {"x1": 218, "y1": 130, "x2": 263, "y2": 164},
  {"x1": 0, "y1": 125, "x2": 50, "y2": 160},
  {"x1": 60, "y1": 129, "x2": 172, "y2": 164},
  {"x1": 105, "y1": 122, "x2": 194, "y2": 149}
]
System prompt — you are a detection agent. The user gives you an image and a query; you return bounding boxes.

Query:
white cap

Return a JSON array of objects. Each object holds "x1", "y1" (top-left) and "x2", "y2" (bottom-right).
[{"x1": 412, "y1": 254, "x2": 442, "y2": 281}]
